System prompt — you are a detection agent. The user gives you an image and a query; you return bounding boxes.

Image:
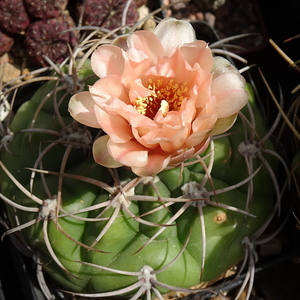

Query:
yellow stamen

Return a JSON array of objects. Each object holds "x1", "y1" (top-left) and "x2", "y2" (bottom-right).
[{"x1": 134, "y1": 78, "x2": 189, "y2": 119}]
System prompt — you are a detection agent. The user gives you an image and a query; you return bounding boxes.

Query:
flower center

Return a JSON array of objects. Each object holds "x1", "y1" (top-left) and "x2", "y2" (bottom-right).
[{"x1": 134, "y1": 78, "x2": 189, "y2": 118}]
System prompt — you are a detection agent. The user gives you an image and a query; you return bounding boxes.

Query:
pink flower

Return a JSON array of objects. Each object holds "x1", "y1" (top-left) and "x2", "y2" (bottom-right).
[{"x1": 69, "y1": 18, "x2": 248, "y2": 177}]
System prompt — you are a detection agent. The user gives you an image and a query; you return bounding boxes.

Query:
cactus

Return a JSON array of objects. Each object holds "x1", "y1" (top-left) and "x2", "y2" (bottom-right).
[
  {"x1": 73, "y1": 0, "x2": 139, "y2": 31},
  {"x1": 0, "y1": 0, "x2": 142, "y2": 66},
  {"x1": 0, "y1": 0, "x2": 30, "y2": 34},
  {"x1": 0, "y1": 29, "x2": 14, "y2": 56},
  {"x1": 23, "y1": 0, "x2": 69, "y2": 20},
  {"x1": 0, "y1": 18, "x2": 285, "y2": 300},
  {"x1": 24, "y1": 14, "x2": 77, "y2": 67}
]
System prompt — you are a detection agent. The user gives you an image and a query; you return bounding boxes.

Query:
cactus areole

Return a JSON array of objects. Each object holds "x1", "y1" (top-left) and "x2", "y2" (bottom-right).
[{"x1": 0, "y1": 19, "x2": 279, "y2": 299}]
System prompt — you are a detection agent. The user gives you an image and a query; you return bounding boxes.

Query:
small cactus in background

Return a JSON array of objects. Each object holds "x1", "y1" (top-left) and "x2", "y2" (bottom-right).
[
  {"x1": 0, "y1": 0, "x2": 31, "y2": 34},
  {"x1": 23, "y1": 0, "x2": 69, "y2": 19},
  {"x1": 24, "y1": 14, "x2": 77, "y2": 67},
  {"x1": 74, "y1": 0, "x2": 139, "y2": 30},
  {"x1": 0, "y1": 0, "x2": 141, "y2": 68},
  {"x1": 0, "y1": 16, "x2": 285, "y2": 300},
  {"x1": 0, "y1": 0, "x2": 76, "y2": 68},
  {"x1": 0, "y1": 29, "x2": 14, "y2": 56}
]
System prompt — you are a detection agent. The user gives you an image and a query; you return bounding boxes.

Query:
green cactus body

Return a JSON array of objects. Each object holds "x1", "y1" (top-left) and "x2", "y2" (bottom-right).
[{"x1": 0, "y1": 60, "x2": 279, "y2": 298}]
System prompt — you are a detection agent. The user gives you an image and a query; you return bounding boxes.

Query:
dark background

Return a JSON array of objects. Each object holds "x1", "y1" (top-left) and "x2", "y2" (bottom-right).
[{"x1": 249, "y1": 0, "x2": 300, "y2": 100}]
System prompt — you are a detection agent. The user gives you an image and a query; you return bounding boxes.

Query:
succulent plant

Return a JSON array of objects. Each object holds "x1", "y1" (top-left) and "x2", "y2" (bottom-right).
[
  {"x1": 0, "y1": 0, "x2": 141, "y2": 67},
  {"x1": 0, "y1": 0, "x2": 31, "y2": 34},
  {"x1": 74, "y1": 0, "x2": 139, "y2": 30},
  {"x1": 0, "y1": 29, "x2": 14, "y2": 56},
  {"x1": 23, "y1": 0, "x2": 69, "y2": 20},
  {"x1": 0, "y1": 18, "x2": 285, "y2": 300},
  {"x1": 23, "y1": 14, "x2": 77, "y2": 67}
]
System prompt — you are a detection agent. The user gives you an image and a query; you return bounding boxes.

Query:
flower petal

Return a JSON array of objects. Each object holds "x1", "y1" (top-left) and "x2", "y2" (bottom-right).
[
  {"x1": 68, "y1": 91, "x2": 101, "y2": 128},
  {"x1": 211, "y1": 72, "x2": 248, "y2": 118},
  {"x1": 169, "y1": 147, "x2": 196, "y2": 166},
  {"x1": 89, "y1": 75, "x2": 129, "y2": 106},
  {"x1": 92, "y1": 105, "x2": 133, "y2": 143},
  {"x1": 108, "y1": 139, "x2": 148, "y2": 167},
  {"x1": 180, "y1": 41, "x2": 213, "y2": 72},
  {"x1": 186, "y1": 129, "x2": 211, "y2": 148},
  {"x1": 211, "y1": 56, "x2": 240, "y2": 78},
  {"x1": 132, "y1": 127, "x2": 160, "y2": 149},
  {"x1": 132, "y1": 152, "x2": 171, "y2": 177},
  {"x1": 112, "y1": 34, "x2": 130, "y2": 51},
  {"x1": 191, "y1": 113, "x2": 217, "y2": 135},
  {"x1": 209, "y1": 113, "x2": 238, "y2": 136},
  {"x1": 91, "y1": 45, "x2": 126, "y2": 78},
  {"x1": 154, "y1": 18, "x2": 196, "y2": 56},
  {"x1": 193, "y1": 71, "x2": 213, "y2": 108},
  {"x1": 93, "y1": 135, "x2": 123, "y2": 168},
  {"x1": 159, "y1": 125, "x2": 189, "y2": 152},
  {"x1": 127, "y1": 30, "x2": 164, "y2": 63}
]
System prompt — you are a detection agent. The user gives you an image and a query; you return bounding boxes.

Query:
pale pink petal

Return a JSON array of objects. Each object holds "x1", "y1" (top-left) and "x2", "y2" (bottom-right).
[
  {"x1": 145, "y1": 63, "x2": 175, "y2": 78},
  {"x1": 180, "y1": 41, "x2": 213, "y2": 72},
  {"x1": 91, "y1": 45, "x2": 126, "y2": 78},
  {"x1": 126, "y1": 31, "x2": 164, "y2": 63},
  {"x1": 94, "y1": 106, "x2": 133, "y2": 143},
  {"x1": 209, "y1": 114, "x2": 238, "y2": 136},
  {"x1": 93, "y1": 135, "x2": 123, "y2": 168},
  {"x1": 128, "y1": 79, "x2": 153, "y2": 104},
  {"x1": 195, "y1": 95, "x2": 217, "y2": 118},
  {"x1": 169, "y1": 147, "x2": 196, "y2": 166},
  {"x1": 139, "y1": 130, "x2": 170, "y2": 145},
  {"x1": 68, "y1": 91, "x2": 101, "y2": 128},
  {"x1": 185, "y1": 129, "x2": 211, "y2": 148},
  {"x1": 192, "y1": 113, "x2": 217, "y2": 133},
  {"x1": 112, "y1": 34, "x2": 129, "y2": 51},
  {"x1": 211, "y1": 56, "x2": 240, "y2": 78},
  {"x1": 131, "y1": 152, "x2": 170, "y2": 177},
  {"x1": 193, "y1": 71, "x2": 213, "y2": 108},
  {"x1": 177, "y1": 99, "x2": 197, "y2": 124},
  {"x1": 160, "y1": 119, "x2": 185, "y2": 136},
  {"x1": 211, "y1": 72, "x2": 248, "y2": 118},
  {"x1": 132, "y1": 119, "x2": 188, "y2": 152},
  {"x1": 129, "y1": 111, "x2": 157, "y2": 129},
  {"x1": 136, "y1": 123, "x2": 180, "y2": 146},
  {"x1": 132, "y1": 127, "x2": 160, "y2": 149},
  {"x1": 154, "y1": 111, "x2": 185, "y2": 127},
  {"x1": 147, "y1": 48, "x2": 195, "y2": 82},
  {"x1": 122, "y1": 59, "x2": 151, "y2": 87},
  {"x1": 192, "y1": 137, "x2": 211, "y2": 156},
  {"x1": 154, "y1": 18, "x2": 196, "y2": 56},
  {"x1": 126, "y1": 48, "x2": 148, "y2": 63},
  {"x1": 89, "y1": 75, "x2": 129, "y2": 106},
  {"x1": 107, "y1": 139, "x2": 148, "y2": 167},
  {"x1": 159, "y1": 126, "x2": 189, "y2": 152}
]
